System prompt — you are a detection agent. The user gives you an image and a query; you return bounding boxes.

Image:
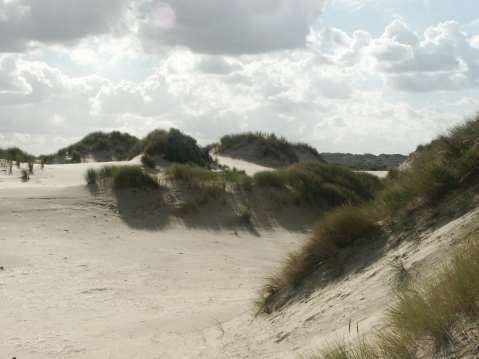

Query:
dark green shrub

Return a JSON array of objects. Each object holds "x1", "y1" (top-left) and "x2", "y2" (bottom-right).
[
  {"x1": 112, "y1": 167, "x2": 158, "y2": 190},
  {"x1": 21, "y1": 169, "x2": 30, "y2": 182},
  {"x1": 85, "y1": 168, "x2": 98, "y2": 186},
  {"x1": 131, "y1": 129, "x2": 211, "y2": 167},
  {"x1": 141, "y1": 154, "x2": 156, "y2": 169},
  {"x1": 254, "y1": 171, "x2": 285, "y2": 188}
]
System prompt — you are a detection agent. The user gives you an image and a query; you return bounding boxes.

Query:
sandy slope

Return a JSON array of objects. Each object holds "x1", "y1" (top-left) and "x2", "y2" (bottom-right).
[{"x1": 1, "y1": 161, "x2": 476, "y2": 358}]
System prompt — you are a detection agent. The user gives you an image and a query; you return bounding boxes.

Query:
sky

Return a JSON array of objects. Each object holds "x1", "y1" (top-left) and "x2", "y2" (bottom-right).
[{"x1": 0, "y1": 0, "x2": 478, "y2": 155}]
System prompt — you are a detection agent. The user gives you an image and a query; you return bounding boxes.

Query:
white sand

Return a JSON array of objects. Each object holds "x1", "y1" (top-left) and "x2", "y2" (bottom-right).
[
  {"x1": 0, "y1": 162, "x2": 304, "y2": 358},
  {"x1": 1, "y1": 161, "x2": 476, "y2": 358},
  {"x1": 214, "y1": 155, "x2": 272, "y2": 176}
]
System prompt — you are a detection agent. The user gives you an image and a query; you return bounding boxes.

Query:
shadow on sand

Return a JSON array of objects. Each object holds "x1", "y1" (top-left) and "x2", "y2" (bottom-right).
[{"x1": 108, "y1": 186, "x2": 323, "y2": 235}]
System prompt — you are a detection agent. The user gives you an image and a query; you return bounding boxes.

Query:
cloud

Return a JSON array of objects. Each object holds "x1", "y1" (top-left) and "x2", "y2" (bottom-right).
[
  {"x1": 309, "y1": 19, "x2": 479, "y2": 92},
  {"x1": 0, "y1": 0, "x2": 131, "y2": 52},
  {"x1": 135, "y1": 0, "x2": 326, "y2": 54}
]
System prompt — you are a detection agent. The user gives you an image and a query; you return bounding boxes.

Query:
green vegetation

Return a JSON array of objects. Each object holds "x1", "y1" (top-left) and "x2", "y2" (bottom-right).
[
  {"x1": 261, "y1": 114, "x2": 479, "y2": 313},
  {"x1": 264, "y1": 205, "x2": 379, "y2": 298},
  {"x1": 20, "y1": 169, "x2": 30, "y2": 182},
  {"x1": 165, "y1": 164, "x2": 253, "y2": 191},
  {"x1": 85, "y1": 165, "x2": 158, "y2": 190},
  {"x1": 45, "y1": 131, "x2": 139, "y2": 164},
  {"x1": 238, "y1": 206, "x2": 252, "y2": 223},
  {"x1": 0, "y1": 147, "x2": 35, "y2": 163},
  {"x1": 321, "y1": 153, "x2": 407, "y2": 171},
  {"x1": 254, "y1": 162, "x2": 382, "y2": 207},
  {"x1": 85, "y1": 168, "x2": 98, "y2": 186},
  {"x1": 219, "y1": 132, "x2": 323, "y2": 166},
  {"x1": 310, "y1": 239, "x2": 479, "y2": 358},
  {"x1": 130, "y1": 129, "x2": 211, "y2": 167},
  {"x1": 141, "y1": 154, "x2": 156, "y2": 169}
]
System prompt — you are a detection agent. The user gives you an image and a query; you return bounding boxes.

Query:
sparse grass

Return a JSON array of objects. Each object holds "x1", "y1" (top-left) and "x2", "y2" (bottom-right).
[
  {"x1": 389, "y1": 260, "x2": 413, "y2": 290},
  {"x1": 165, "y1": 164, "x2": 252, "y2": 192},
  {"x1": 85, "y1": 166, "x2": 158, "y2": 190},
  {"x1": 308, "y1": 239, "x2": 479, "y2": 358}
]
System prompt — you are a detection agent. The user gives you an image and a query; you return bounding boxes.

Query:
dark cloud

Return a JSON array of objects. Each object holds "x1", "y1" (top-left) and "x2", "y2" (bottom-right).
[
  {"x1": 0, "y1": 0, "x2": 130, "y2": 52},
  {"x1": 137, "y1": 0, "x2": 325, "y2": 54}
]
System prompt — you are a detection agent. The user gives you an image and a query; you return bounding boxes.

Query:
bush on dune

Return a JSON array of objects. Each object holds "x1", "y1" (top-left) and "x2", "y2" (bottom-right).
[
  {"x1": 141, "y1": 154, "x2": 156, "y2": 169},
  {"x1": 130, "y1": 128, "x2": 211, "y2": 167},
  {"x1": 85, "y1": 165, "x2": 158, "y2": 190},
  {"x1": 113, "y1": 166, "x2": 158, "y2": 190}
]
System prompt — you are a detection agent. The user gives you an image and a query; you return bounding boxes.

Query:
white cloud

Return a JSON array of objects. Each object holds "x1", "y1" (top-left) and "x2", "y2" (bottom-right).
[{"x1": 1, "y1": 2, "x2": 479, "y2": 156}]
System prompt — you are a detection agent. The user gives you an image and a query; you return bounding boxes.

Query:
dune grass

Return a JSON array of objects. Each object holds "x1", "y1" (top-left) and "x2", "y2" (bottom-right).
[
  {"x1": 260, "y1": 115, "x2": 479, "y2": 313},
  {"x1": 85, "y1": 165, "x2": 158, "y2": 190},
  {"x1": 309, "y1": 239, "x2": 479, "y2": 359},
  {"x1": 262, "y1": 205, "x2": 380, "y2": 300},
  {"x1": 254, "y1": 162, "x2": 382, "y2": 207}
]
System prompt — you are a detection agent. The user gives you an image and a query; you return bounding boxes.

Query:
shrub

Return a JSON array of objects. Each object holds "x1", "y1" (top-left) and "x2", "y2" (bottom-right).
[
  {"x1": 141, "y1": 154, "x2": 156, "y2": 169},
  {"x1": 254, "y1": 171, "x2": 285, "y2": 188},
  {"x1": 130, "y1": 129, "x2": 211, "y2": 167},
  {"x1": 85, "y1": 168, "x2": 98, "y2": 186},
  {"x1": 112, "y1": 167, "x2": 158, "y2": 190},
  {"x1": 84, "y1": 166, "x2": 158, "y2": 190},
  {"x1": 238, "y1": 206, "x2": 252, "y2": 223},
  {"x1": 20, "y1": 169, "x2": 30, "y2": 182}
]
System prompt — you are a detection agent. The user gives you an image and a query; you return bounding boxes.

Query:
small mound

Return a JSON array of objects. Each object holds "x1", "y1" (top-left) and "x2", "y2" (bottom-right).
[
  {"x1": 0, "y1": 147, "x2": 35, "y2": 163},
  {"x1": 217, "y1": 132, "x2": 324, "y2": 168},
  {"x1": 44, "y1": 131, "x2": 140, "y2": 164}
]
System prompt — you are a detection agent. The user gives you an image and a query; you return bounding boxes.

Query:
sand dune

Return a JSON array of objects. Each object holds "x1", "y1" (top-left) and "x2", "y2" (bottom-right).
[{"x1": 1, "y1": 160, "x2": 476, "y2": 358}]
